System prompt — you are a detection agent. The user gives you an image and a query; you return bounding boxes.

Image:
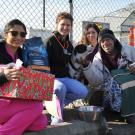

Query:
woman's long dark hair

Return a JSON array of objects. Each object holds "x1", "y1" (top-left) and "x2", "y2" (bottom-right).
[{"x1": 99, "y1": 39, "x2": 122, "y2": 71}]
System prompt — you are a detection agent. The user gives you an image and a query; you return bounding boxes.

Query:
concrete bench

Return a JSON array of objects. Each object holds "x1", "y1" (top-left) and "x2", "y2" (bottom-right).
[{"x1": 23, "y1": 120, "x2": 108, "y2": 135}]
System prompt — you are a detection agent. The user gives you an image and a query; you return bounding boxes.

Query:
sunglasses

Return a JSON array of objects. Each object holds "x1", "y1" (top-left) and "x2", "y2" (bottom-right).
[{"x1": 8, "y1": 31, "x2": 27, "y2": 38}]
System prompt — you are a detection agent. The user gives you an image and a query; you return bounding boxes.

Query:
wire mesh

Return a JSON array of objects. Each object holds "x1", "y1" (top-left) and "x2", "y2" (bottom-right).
[{"x1": 0, "y1": 0, "x2": 135, "y2": 45}]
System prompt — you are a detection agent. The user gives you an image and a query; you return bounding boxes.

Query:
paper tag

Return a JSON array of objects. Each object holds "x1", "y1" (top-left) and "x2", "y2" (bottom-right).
[{"x1": 15, "y1": 59, "x2": 23, "y2": 69}]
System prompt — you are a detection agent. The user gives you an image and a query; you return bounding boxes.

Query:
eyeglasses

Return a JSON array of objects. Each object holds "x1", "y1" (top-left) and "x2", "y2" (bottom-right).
[{"x1": 8, "y1": 31, "x2": 27, "y2": 38}]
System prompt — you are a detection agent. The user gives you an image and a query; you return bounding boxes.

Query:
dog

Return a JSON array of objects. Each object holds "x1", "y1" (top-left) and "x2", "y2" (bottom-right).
[{"x1": 68, "y1": 44, "x2": 93, "y2": 79}]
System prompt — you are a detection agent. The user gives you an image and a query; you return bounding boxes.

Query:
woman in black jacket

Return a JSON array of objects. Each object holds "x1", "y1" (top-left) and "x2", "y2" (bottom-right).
[{"x1": 46, "y1": 12, "x2": 88, "y2": 125}]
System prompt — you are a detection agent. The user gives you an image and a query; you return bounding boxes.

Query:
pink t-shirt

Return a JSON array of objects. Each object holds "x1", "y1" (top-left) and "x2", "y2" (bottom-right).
[{"x1": 5, "y1": 45, "x2": 18, "y2": 63}]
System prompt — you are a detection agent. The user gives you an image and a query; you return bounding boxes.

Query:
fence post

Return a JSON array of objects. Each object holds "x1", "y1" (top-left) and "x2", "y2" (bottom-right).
[
  {"x1": 43, "y1": 0, "x2": 45, "y2": 28},
  {"x1": 69, "y1": 0, "x2": 73, "y2": 42}
]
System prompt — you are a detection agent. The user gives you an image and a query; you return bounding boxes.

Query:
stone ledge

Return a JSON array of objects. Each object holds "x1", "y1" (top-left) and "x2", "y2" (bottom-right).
[
  {"x1": 23, "y1": 120, "x2": 107, "y2": 135},
  {"x1": 24, "y1": 108, "x2": 135, "y2": 135},
  {"x1": 108, "y1": 123, "x2": 135, "y2": 135}
]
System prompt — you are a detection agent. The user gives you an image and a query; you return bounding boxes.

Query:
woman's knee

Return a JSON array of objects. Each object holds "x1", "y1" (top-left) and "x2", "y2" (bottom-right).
[
  {"x1": 26, "y1": 114, "x2": 48, "y2": 131},
  {"x1": 78, "y1": 85, "x2": 88, "y2": 98},
  {"x1": 35, "y1": 114, "x2": 48, "y2": 129},
  {"x1": 29, "y1": 101, "x2": 43, "y2": 114}
]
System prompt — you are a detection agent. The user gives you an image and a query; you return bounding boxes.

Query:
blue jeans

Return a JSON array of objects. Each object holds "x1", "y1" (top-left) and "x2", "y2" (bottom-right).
[{"x1": 51, "y1": 77, "x2": 88, "y2": 125}]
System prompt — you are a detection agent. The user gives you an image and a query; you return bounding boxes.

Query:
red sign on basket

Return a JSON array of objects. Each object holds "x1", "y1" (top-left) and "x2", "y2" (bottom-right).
[{"x1": 0, "y1": 67, "x2": 55, "y2": 101}]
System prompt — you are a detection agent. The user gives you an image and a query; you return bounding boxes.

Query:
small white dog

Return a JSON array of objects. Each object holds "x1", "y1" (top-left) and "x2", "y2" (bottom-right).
[{"x1": 68, "y1": 44, "x2": 93, "y2": 79}]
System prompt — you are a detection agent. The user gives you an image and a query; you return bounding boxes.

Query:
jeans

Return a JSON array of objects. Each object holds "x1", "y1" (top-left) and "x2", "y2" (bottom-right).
[{"x1": 51, "y1": 77, "x2": 88, "y2": 125}]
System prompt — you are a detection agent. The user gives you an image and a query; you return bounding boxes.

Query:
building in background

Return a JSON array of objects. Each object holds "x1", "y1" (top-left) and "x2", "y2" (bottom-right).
[
  {"x1": 89, "y1": 4, "x2": 135, "y2": 46},
  {"x1": 82, "y1": 21, "x2": 110, "y2": 31}
]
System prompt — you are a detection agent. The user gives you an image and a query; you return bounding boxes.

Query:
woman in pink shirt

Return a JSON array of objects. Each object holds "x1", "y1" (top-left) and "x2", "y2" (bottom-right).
[{"x1": 0, "y1": 19, "x2": 47, "y2": 135}]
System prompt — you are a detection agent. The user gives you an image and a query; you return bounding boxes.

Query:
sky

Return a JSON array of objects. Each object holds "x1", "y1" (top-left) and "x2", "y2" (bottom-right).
[{"x1": 0, "y1": 0, "x2": 135, "y2": 41}]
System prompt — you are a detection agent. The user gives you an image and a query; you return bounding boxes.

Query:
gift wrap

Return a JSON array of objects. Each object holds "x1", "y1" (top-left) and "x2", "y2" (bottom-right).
[{"x1": 0, "y1": 67, "x2": 55, "y2": 101}]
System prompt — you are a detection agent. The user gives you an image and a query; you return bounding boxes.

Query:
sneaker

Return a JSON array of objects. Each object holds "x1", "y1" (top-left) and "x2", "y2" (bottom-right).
[{"x1": 51, "y1": 116, "x2": 63, "y2": 125}]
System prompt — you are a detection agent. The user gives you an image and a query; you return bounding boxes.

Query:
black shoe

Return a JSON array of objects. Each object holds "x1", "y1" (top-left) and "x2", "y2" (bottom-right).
[{"x1": 126, "y1": 115, "x2": 135, "y2": 124}]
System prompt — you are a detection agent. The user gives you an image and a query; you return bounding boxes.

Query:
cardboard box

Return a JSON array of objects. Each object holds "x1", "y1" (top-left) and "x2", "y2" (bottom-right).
[{"x1": 0, "y1": 67, "x2": 55, "y2": 101}]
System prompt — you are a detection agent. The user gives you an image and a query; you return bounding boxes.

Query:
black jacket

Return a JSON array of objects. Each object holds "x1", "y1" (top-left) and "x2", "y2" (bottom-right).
[
  {"x1": 46, "y1": 31, "x2": 73, "y2": 78},
  {"x1": 0, "y1": 41, "x2": 23, "y2": 86}
]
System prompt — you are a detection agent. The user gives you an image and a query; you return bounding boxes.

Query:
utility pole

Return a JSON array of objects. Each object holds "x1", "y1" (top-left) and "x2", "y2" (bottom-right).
[
  {"x1": 43, "y1": 0, "x2": 45, "y2": 27},
  {"x1": 69, "y1": 0, "x2": 73, "y2": 42}
]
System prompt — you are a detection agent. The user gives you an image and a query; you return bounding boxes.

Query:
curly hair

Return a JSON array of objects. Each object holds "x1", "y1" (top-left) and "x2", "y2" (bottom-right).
[{"x1": 56, "y1": 12, "x2": 73, "y2": 26}]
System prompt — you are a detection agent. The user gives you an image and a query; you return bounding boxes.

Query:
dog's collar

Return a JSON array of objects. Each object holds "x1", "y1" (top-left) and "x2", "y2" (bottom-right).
[{"x1": 69, "y1": 59, "x2": 79, "y2": 71}]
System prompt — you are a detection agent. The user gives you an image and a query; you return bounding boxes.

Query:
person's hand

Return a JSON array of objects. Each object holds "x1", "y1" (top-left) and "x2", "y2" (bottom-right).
[
  {"x1": 128, "y1": 65, "x2": 135, "y2": 74},
  {"x1": 3, "y1": 67, "x2": 21, "y2": 81},
  {"x1": 117, "y1": 58, "x2": 128, "y2": 69}
]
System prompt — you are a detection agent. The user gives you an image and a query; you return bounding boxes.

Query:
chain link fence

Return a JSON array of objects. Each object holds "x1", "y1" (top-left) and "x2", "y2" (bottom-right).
[{"x1": 0, "y1": 0, "x2": 135, "y2": 45}]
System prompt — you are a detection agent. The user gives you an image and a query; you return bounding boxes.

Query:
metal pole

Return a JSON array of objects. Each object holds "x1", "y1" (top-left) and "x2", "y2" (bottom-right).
[
  {"x1": 69, "y1": 0, "x2": 73, "y2": 42},
  {"x1": 43, "y1": 0, "x2": 45, "y2": 27}
]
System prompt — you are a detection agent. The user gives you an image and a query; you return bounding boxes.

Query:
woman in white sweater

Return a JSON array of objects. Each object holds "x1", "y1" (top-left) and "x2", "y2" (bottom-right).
[{"x1": 83, "y1": 28, "x2": 135, "y2": 113}]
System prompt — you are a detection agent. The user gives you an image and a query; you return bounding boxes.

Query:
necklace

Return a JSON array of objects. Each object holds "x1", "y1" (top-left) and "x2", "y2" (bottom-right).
[{"x1": 53, "y1": 33, "x2": 71, "y2": 55}]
